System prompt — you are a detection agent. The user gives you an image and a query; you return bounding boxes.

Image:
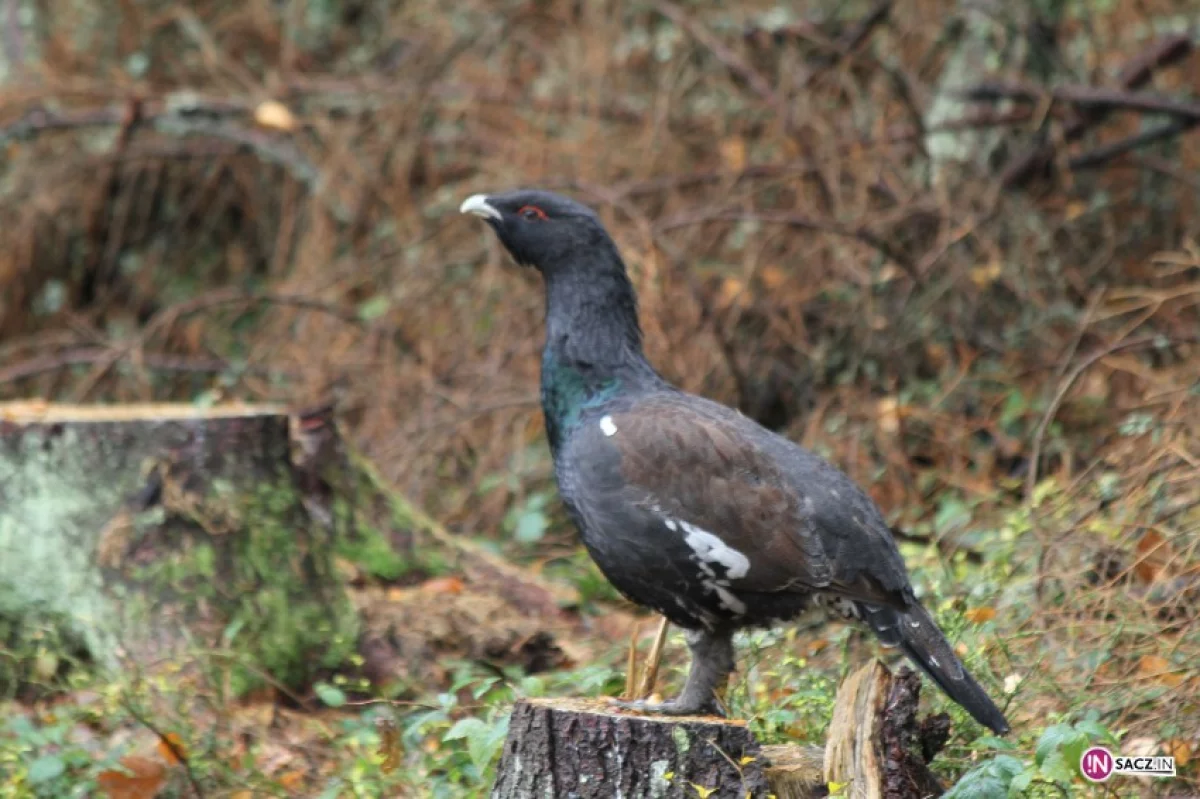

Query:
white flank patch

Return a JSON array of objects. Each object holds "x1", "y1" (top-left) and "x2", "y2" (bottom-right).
[
  {"x1": 663, "y1": 519, "x2": 678, "y2": 531},
  {"x1": 680, "y1": 521, "x2": 750, "y2": 580},
  {"x1": 599, "y1": 415, "x2": 618, "y2": 436}
]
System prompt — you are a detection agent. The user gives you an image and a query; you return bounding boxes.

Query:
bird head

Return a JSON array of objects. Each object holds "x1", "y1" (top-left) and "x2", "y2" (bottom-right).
[{"x1": 459, "y1": 189, "x2": 615, "y2": 274}]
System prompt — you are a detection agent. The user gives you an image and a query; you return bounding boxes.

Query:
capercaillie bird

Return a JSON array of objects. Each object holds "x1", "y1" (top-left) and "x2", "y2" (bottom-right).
[{"x1": 460, "y1": 189, "x2": 1010, "y2": 735}]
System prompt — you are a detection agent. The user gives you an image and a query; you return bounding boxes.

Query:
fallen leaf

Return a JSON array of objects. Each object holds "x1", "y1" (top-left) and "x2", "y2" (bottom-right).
[
  {"x1": 254, "y1": 100, "x2": 297, "y2": 132},
  {"x1": 420, "y1": 576, "x2": 465, "y2": 595},
  {"x1": 1166, "y1": 739, "x2": 1192, "y2": 766},
  {"x1": 279, "y1": 769, "x2": 307, "y2": 790},
  {"x1": 1137, "y1": 655, "x2": 1184, "y2": 687},
  {"x1": 965, "y1": 607, "x2": 996, "y2": 624},
  {"x1": 691, "y1": 784, "x2": 716, "y2": 799},
  {"x1": 97, "y1": 755, "x2": 167, "y2": 799},
  {"x1": 716, "y1": 277, "x2": 746, "y2": 309},
  {"x1": 719, "y1": 136, "x2": 747, "y2": 171},
  {"x1": 876, "y1": 397, "x2": 902, "y2": 434},
  {"x1": 758, "y1": 265, "x2": 787, "y2": 290},
  {"x1": 155, "y1": 732, "x2": 186, "y2": 765},
  {"x1": 970, "y1": 260, "x2": 1003, "y2": 288},
  {"x1": 1134, "y1": 529, "x2": 1170, "y2": 583},
  {"x1": 1065, "y1": 200, "x2": 1088, "y2": 221}
]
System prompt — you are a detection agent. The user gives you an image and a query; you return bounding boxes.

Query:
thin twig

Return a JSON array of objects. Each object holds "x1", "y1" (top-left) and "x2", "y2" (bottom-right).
[
  {"x1": 1024, "y1": 335, "x2": 1169, "y2": 503},
  {"x1": 69, "y1": 291, "x2": 366, "y2": 401},
  {"x1": 1069, "y1": 119, "x2": 1197, "y2": 170},
  {"x1": 0, "y1": 347, "x2": 291, "y2": 386},
  {"x1": 961, "y1": 82, "x2": 1200, "y2": 122},
  {"x1": 655, "y1": 209, "x2": 918, "y2": 281},
  {"x1": 799, "y1": 0, "x2": 894, "y2": 88},
  {"x1": 654, "y1": 0, "x2": 786, "y2": 118}
]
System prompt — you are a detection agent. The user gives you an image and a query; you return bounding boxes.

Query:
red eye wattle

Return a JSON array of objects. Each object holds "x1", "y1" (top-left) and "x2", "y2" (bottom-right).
[{"x1": 518, "y1": 205, "x2": 548, "y2": 221}]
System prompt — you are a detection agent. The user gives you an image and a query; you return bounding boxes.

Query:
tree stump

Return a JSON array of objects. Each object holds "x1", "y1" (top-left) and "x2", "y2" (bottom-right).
[
  {"x1": 0, "y1": 402, "x2": 357, "y2": 691},
  {"x1": 492, "y1": 662, "x2": 949, "y2": 799},
  {"x1": 491, "y1": 697, "x2": 770, "y2": 799},
  {"x1": 824, "y1": 662, "x2": 947, "y2": 799}
]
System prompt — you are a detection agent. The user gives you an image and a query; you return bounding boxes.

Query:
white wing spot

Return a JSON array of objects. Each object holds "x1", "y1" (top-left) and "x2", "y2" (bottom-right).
[
  {"x1": 680, "y1": 522, "x2": 751, "y2": 580},
  {"x1": 909, "y1": 619, "x2": 921, "y2": 628},
  {"x1": 599, "y1": 415, "x2": 618, "y2": 436}
]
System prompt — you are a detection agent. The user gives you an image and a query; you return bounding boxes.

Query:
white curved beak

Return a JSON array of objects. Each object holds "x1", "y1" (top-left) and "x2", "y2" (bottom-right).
[{"x1": 459, "y1": 194, "x2": 502, "y2": 221}]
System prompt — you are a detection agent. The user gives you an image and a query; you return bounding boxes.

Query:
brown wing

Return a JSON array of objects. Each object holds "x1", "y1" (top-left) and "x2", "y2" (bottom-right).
[{"x1": 566, "y1": 392, "x2": 912, "y2": 609}]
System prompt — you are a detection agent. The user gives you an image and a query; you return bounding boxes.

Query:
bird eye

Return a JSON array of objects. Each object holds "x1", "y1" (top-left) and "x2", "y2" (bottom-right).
[{"x1": 518, "y1": 205, "x2": 548, "y2": 221}]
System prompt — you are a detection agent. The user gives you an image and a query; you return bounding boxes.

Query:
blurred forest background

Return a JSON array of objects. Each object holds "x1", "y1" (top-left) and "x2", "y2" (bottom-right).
[{"x1": 1, "y1": 0, "x2": 1198, "y2": 796}]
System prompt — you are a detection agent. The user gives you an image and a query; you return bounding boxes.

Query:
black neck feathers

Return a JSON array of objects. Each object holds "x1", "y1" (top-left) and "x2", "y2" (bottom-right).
[{"x1": 539, "y1": 242, "x2": 662, "y2": 452}]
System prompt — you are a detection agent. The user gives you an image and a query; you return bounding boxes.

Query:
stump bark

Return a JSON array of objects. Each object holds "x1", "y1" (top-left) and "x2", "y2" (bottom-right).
[
  {"x1": 491, "y1": 697, "x2": 770, "y2": 799},
  {"x1": 0, "y1": 402, "x2": 357, "y2": 690},
  {"x1": 492, "y1": 662, "x2": 948, "y2": 799}
]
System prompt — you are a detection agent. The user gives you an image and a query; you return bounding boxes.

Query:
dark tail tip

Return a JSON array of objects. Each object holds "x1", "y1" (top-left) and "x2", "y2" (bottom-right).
[
  {"x1": 864, "y1": 602, "x2": 1011, "y2": 735},
  {"x1": 899, "y1": 639, "x2": 1011, "y2": 735}
]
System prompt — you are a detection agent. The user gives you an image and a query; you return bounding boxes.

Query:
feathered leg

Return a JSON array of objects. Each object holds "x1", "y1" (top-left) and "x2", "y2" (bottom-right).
[{"x1": 612, "y1": 628, "x2": 733, "y2": 716}]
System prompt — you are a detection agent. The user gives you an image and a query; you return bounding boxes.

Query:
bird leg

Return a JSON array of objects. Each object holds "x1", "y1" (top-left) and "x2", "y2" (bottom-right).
[{"x1": 612, "y1": 628, "x2": 733, "y2": 716}]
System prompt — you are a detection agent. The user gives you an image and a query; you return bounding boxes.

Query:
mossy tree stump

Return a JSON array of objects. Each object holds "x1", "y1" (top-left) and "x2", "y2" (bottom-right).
[
  {"x1": 492, "y1": 662, "x2": 948, "y2": 799},
  {"x1": 0, "y1": 402, "x2": 357, "y2": 691}
]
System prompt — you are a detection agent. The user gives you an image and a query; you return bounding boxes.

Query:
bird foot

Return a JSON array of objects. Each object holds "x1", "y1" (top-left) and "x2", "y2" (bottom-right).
[{"x1": 607, "y1": 695, "x2": 726, "y2": 718}]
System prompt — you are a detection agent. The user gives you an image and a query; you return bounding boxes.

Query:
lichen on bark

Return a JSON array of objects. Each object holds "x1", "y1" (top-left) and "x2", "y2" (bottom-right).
[{"x1": 0, "y1": 408, "x2": 358, "y2": 693}]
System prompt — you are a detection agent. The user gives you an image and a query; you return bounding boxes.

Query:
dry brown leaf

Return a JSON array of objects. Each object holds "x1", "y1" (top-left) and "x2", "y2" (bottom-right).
[
  {"x1": 1134, "y1": 529, "x2": 1171, "y2": 583},
  {"x1": 965, "y1": 607, "x2": 997, "y2": 624},
  {"x1": 155, "y1": 732, "x2": 186, "y2": 765},
  {"x1": 97, "y1": 755, "x2": 167, "y2": 799},
  {"x1": 718, "y1": 136, "x2": 747, "y2": 171},
  {"x1": 279, "y1": 769, "x2": 307, "y2": 790},
  {"x1": 758, "y1": 265, "x2": 787, "y2": 290},
  {"x1": 876, "y1": 397, "x2": 902, "y2": 435},
  {"x1": 716, "y1": 277, "x2": 746, "y2": 309},
  {"x1": 970, "y1": 260, "x2": 1003, "y2": 288},
  {"x1": 254, "y1": 100, "x2": 298, "y2": 131},
  {"x1": 1166, "y1": 739, "x2": 1192, "y2": 766},
  {"x1": 1137, "y1": 655, "x2": 1184, "y2": 687},
  {"x1": 421, "y1": 576, "x2": 465, "y2": 595},
  {"x1": 1065, "y1": 200, "x2": 1088, "y2": 221}
]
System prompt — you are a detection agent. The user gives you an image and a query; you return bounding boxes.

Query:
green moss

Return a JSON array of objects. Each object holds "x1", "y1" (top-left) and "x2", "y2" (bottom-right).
[
  {"x1": 220, "y1": 483, "x2": 359, "y2": 693},
  {"x1": 1, "y1": 422, "x2": 359, "y2": 696},
  {"x1": 336, "y1": 522, "x2": 411, "y2": 581}
]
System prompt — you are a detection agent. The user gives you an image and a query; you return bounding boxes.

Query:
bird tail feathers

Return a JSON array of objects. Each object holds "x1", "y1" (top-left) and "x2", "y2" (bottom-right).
[{"x1": 858, "y1": 602, "x2": 1010, "y2": 735}]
